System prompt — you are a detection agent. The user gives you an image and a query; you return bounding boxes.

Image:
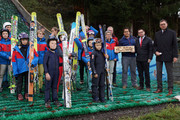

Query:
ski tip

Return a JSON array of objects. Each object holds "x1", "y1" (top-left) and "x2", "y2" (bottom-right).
[
  {"x1": 76, "y1": 11, "x2": 81, "y2": 15},
  {"x1": 56, "y1": 13, "x2": 61, "y2": 17}
]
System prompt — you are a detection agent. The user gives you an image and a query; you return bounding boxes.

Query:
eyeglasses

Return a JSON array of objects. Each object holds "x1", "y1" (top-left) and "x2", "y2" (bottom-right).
[{"x1": 160, "y1": 23, "x2": 166, "y2": 26}]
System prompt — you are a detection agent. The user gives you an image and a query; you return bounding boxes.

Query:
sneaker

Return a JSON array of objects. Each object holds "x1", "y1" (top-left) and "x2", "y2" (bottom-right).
[
  {"x1": 0, "y1": 88, "x2": 3, "y2": 92},
  {"x1": 54, "y1": 101, "x2": 63, "y2": 107},
  {"x1": 137, "y1": 86, "x2": 143, "y2": 90},
  {"x1": 45, "y1": 101, "x2": 51, "y2": 108},
  {"x1": 18, "y1": 94, "x2": 24, "y2": 101}
]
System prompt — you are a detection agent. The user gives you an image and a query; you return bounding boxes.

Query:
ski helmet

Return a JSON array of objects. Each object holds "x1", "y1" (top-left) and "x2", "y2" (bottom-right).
[
  {"x1": 87, "y1": 37, "x2": 94, "y2": 46},
  {"x1": 1, "y1": 29, "x2": 10, "y2": 37},
  {"x1": 47, "y1": 37, "x2": 58, "y2": 49},
  {"x1": 3, "y1": 22, "x2": 11, "y2": 29},
  {"x1": 19, "y1": 32, "x2": 29, "y2": 40}
]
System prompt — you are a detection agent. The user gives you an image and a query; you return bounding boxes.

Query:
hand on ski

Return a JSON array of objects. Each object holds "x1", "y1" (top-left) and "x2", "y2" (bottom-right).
[
  {"x1": 114, "y1": 58, "x2": 117, "y2": 61},
  {"x1": 148, "y1": 59, "x2": 151, "y2": 63},
  {"x1": 87, "y1": 62, "x2": 90, "y2": 67},
  {"x1": 105, "y1": 54, "x2": 109, "y2": 59},
  {"x1": 45, "y1": 73, "x2": 51, "y2": 81},
  {"x1": 9, "y1": 57, "x2": 12, "y2": 60},
  {"x1": 94, "y1": 74, "x2": 98, "y2": 78}
]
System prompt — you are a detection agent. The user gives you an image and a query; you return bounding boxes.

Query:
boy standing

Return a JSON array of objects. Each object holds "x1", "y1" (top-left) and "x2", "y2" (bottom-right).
[
  {"x1": 90, "y1": 38, "x2": 106, "y2": 103},
  {"x1": 43, "y1": 37, "x2": 62, "y2": 107}
]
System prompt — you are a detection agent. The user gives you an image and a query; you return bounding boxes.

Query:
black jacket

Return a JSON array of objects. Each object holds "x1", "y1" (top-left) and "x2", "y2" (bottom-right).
[
  {"x1": 154, "y1": 29, "x2": 178, "y2": 62},
  {"x1": 135, "y1": 36, "x2": 153, "y2": 62},
  {"x1": 90, "y1": 49, "x2": 105, "y2": 75}
]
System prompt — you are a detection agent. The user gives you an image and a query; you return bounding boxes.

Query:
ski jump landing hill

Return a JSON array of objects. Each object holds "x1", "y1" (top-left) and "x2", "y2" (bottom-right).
[{"x1": 0, "y1": 0, "x2": 50, "y2": 39}]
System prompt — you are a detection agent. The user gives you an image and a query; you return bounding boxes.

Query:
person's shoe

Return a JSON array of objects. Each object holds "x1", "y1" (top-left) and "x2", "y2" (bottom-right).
[
  {"x1": 25, "y1": 93, "x2": 28, "y2": 100},
  {"x1": 88, "y1": 90, "x2": 92, "y2": 93},
  {"x1": 137, "y1": 86, "x2": 143, "y2": 90},
  {"x1": 100, "y1": 99, "x2": 106, "y2": 103},
  {"x1": 0, "y1": 88, "x2": 3, "y2": 92},
  {"x1": 146, "y1": 88, "x2": 151, "y2": 91},
  {"x1": 54, "y1": 101, "x2": 63, "y2": 107},
  {"x1": 80, "y1": 81, "x2": 84, "y2": 85},
  {"x1": 133, "y1": 85, "x2": 138, "y2": 89},
  {"x1": 93, "y1": 99, "x2": 99, "y2": 103},
  {"x1": 153, "y1": 89, "x2": 162, "y2": 93},
  {"x1": 45, "y1": 101, "x2": 51, "y2": 108},
  {"x1": 113, "y1": 83, "x2": 118, "y2": 87},
  {"x1": 122, "y1": 86, "x2": 127, "y2": 89},
  {"x1": 39, "y1": 89, "x2": 44, "y2": 93},
  {"x1": 18, "y1": 94, "x2": 24, "y2": 101},
  {"x1": 167, "y1": 90, "x2": 173, "y2": 96}
]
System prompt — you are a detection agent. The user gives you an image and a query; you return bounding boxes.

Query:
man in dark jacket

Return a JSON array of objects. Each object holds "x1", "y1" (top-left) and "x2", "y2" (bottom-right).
[
  {"x1": 136, "y1": 29, "x2": 153, "y2": 91},
  {"x1": 153, "y1": 19, "x2": 178, "y2": 95}
]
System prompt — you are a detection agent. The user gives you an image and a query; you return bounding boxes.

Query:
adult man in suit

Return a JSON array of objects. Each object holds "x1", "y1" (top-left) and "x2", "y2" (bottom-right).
[
  {"x1": 153, "y1": 19, "x2": 178, "y2": 95},
  {"x1": 136, "y1": 29, "x2": 153, "y2": 91}
]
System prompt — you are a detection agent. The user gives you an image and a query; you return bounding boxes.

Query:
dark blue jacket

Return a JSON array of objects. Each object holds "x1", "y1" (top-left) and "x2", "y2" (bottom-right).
[
  {"x1": 119, "y1": 36, "x2": 136, "y2": 57},
  {"x1": 43, "y1": 50, "x2": 59, "y2": 77}
]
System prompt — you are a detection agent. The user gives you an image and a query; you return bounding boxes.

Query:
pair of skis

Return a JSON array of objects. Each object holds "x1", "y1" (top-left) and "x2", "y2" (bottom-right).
[
  {"x1": 28, "y1": 12, "x2": 38, "y2": 102},
  {"x1": 99, "y1": 25, "x2": 113, "y2": 101},
  {"x1": 9, "y1": 15, "x2": 18, "y2": 94},
  {"x1": 57, "y1": 13, "x2": 72, "y2": 108},
  {"x1": 80, "y1": 14, "x2": 92, "y2": 89}
]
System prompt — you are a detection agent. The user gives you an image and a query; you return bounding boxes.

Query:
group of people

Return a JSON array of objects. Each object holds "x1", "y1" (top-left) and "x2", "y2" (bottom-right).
[{"x1": 0, "y1": 19, "x2": 178, "y2": 107}]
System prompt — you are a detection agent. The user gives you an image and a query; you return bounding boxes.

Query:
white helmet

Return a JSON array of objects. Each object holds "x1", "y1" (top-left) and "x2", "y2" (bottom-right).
[{"x1": 3, "y1": 22, "x2": 11, "y2": 29}]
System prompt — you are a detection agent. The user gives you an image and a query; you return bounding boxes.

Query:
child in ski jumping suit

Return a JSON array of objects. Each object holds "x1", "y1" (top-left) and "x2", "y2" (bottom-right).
[
  {"x1": 37, "y1": 30, "x2": 48, "y2": 93},
  {"x1": 12, "y1": 32, "x2": 38, "y2": 101},
  {"x1": 43, "y1": 37, "x2": 62, "y2": 108},
  {"x1": 105, "y1": 31, "x2": 118, "y2": 86},
  {"x1": 90, "y1": 38, "x2": 106, "y2": 103},
  {"x1": 82, "y1": 37, "x2": 94, "y2": 92},
  {"x1": 0, "y1": 29, "x2": 12, "y2": 92}
]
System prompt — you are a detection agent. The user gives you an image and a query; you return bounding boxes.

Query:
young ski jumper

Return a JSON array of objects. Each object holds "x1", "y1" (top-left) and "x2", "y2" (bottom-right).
[
  {"x1": 0, "y1": 29, "x2": 11, "y2": 92},
  {"x1": 12, "y1": 32, "x2": 38, "y2": 100},
  {"x1": 37, "y1": 30, "x2": 48, "y2": 93},
  {"x1": 82, "y1": 37, "x2": 94, "y2": 91},
  {"x1": 105, "y1": 31, "x2": 118, "y2": 86},
  {"x1": 90, "y1": 38, "x2": 106, "y2": 103},
  {"x1": 43, "y1": 37, "x2": 62, "y2": 107}
]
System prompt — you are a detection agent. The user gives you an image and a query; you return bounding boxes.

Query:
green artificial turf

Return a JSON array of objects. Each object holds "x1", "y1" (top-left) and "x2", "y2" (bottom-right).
[{"x1": 0, "y1": 72, "x2": 180, "y2": 120}]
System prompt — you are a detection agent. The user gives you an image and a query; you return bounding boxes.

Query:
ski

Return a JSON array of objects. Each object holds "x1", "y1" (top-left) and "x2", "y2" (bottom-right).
[
  {"x1": 99, "y1": 24, "x2": 113, "y2": 101},
  {"x1": 57, "y1": 13, "x2": 72, "y2": 108},
  {"x1": 72, "y1": 11, "x2": 81, "y2": 90},
  {"x1": 31, "y1": 12, "x2": 38, "y2": 94},
  {"x1": 9, "y1": 15, "x2": 18, "y2": 94},
  {"x1": 68, "y1": 22, "x2": 76, "y2": 91},
  {"x1": 80, "y1": 14, "x2": 92, "y2": 88},
  {"x1": 28, "y1": 14, "x2": 36, "y2": 102}
]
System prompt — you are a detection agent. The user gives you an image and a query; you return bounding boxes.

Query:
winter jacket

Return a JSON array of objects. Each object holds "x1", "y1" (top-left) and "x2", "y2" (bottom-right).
[
  {"x1": 154, "y1": 28, "x2": 178, "y2": 62},
  {"x1": 82, "y1": 47, "x2": 93, "y2": 64},
  {"x1": 0, "y1": 38, "x2": 11, "y2": 65},
  {"x1": 37, "y1": 37, "x2": 48, "y2": 64},
  {"x1": 106, "y1": 38, "x2": 118, "y2": 60},
  {"x1": 12, "y1": 45, "x2": 38, "y2": 77},
  {"x1": 74, "y1": 38, "x2": 83, "y2": 60},
  {"x1": 119, "y1": 36, "x2": 136, "y2": 57}
]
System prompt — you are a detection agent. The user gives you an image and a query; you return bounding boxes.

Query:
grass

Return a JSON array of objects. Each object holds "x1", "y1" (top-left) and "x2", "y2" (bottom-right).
[{"x1": 120, "y1": 104, "x2": 180, "y2": 120}]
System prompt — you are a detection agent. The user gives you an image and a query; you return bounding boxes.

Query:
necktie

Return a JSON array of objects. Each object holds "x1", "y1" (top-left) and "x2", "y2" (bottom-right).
[{"x1": 140, "y1": 37, "x2": 143, "y2": 47}]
